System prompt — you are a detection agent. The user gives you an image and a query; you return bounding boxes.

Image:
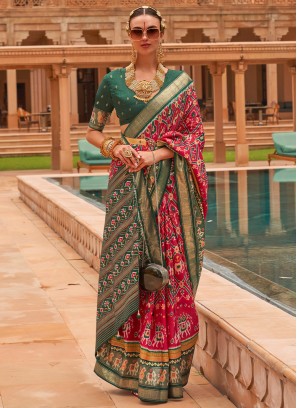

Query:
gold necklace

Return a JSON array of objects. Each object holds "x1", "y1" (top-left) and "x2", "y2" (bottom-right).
[{"x1": 125, "y1": 63, "x2": 166, "y2": 103}]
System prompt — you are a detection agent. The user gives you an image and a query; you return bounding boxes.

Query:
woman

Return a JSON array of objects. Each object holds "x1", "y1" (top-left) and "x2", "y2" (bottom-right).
[{"x1": 86, "y1": 5, "x2": 208, "y2": 403}]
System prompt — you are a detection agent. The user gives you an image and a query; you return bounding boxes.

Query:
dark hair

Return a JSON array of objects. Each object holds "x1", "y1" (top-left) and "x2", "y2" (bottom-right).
[{"x1": 128, "y1": 6, "x2": 165, "y2": 32}]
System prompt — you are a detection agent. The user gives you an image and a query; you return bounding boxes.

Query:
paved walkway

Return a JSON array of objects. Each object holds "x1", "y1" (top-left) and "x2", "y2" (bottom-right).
[{"x1": 0, "y1": 174, "x2": 236, "y2": 408}]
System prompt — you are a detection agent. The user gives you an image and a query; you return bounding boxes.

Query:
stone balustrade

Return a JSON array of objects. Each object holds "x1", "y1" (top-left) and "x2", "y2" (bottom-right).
[
  {"x1": 18, "y1": 175, "x2": 104, "y2": 271},
  {"x1": 193, "y1": 303, "x2": 295, "y2": 407}
]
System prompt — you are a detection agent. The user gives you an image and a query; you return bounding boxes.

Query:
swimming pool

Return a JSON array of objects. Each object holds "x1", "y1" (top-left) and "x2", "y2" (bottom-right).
[{"x1": 49, "y1": 167, "x2": 296, "y2": 315}]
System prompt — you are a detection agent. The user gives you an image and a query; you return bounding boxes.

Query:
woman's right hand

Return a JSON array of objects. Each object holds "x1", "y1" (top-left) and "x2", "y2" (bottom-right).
[{"x1": 113, "y1": 144, "x2": 141, "y2": 169}]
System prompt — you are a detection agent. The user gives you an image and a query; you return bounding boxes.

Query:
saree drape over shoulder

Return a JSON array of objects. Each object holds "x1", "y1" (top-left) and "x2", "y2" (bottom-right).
[{"x1": 90, "y1": 69, "x2": 208, "y2": 403}]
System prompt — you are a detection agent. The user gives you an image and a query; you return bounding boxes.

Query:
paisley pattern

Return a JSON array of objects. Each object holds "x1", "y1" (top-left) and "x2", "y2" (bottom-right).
[{"x1": 94, "y1": 75, "x2": 207, "y2": 403}]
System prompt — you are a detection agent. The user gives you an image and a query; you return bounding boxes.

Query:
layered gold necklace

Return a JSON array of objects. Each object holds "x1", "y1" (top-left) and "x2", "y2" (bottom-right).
[{"x1": 125, "y1": 63, "x2": 166, "y2": 103}]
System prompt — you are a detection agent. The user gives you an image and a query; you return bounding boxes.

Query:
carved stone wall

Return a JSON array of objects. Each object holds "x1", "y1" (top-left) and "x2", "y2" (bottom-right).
[
  {"x1": 1, "y1": 0, "x2": 295, "y2": 45},
  {"x1": 12, "y1": 0, "x2": 59, "y2": 6},
  {"x1": 193, "y1": 304, "x2": 296, "y2": 408},
  {"x1": 4, "y1": 0, "x2": 296, "y2": 6}
]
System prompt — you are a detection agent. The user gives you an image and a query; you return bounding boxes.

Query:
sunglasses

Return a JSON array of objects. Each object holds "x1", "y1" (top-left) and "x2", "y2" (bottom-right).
[{"x1": 129, "y1": 28, "x2": 160, "y2": 41}]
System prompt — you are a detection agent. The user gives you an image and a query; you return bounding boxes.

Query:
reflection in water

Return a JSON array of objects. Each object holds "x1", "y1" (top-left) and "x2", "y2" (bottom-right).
[
  {"x1": 50, "y1": 175, "x2": 109, "y2": 211},
  {"x1": 206, "y1": 168, "x2": 296, "y2": 313},
  {"x1": 49, "y1": 168, "x2": 296, "y2": 314}
]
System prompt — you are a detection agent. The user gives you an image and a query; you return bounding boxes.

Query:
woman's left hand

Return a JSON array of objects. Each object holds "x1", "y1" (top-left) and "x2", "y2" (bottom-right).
[{"x1": 127, "y1": 151, "x2": 155, "y2": 172}]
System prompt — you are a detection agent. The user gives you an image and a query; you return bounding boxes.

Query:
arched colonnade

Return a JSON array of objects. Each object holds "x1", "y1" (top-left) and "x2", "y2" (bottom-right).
[{"x1": 0, "y1": 42, "x2": 295, "y2": 171}]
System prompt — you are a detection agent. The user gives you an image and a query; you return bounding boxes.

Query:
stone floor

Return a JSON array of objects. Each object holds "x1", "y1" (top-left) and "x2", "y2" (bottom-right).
[
  {"x1": 0, "y1": 173, "x2": 237, "y2": 408},
  {"x1": 0, "y1": 159, "x2": 295, "y2": 408}
]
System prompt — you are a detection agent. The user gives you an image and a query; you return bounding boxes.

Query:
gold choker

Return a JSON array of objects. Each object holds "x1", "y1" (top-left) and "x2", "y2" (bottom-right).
[{"x1": 125, "y1": 63, "x2": 166, "y2": 103}]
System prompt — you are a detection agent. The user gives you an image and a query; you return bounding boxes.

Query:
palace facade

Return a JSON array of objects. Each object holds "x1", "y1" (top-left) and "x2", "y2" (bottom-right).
[
  {"x1": 0, "y1": 0, "x2": 296, "y2": 170},
  {"x1": 0, "y1": 0, "x2": 295, "y2": 128}
]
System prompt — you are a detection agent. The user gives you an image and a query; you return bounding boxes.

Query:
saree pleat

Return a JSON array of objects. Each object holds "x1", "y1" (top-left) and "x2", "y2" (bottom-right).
[{"x1": 94, "y1": 72, "x2": 207, "y2": 403}]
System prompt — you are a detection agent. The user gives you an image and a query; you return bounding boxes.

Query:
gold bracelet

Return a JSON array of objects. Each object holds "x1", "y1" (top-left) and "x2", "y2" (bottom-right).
[
  {"x1": 100, "y1": 139, "x2": 110, "y2": 157},
  {"x1": 110, "y1": 139, "x2": 123, "y2": 160},
  {"x1": 105, "y1": 139, "x2": 115, "y2": 156},
  {"x1": 100, "y1": 138, "x2": 123, "y2": 159},
  {"x1": 100, "y1": 138, "x2": 114, "y2": 158}
]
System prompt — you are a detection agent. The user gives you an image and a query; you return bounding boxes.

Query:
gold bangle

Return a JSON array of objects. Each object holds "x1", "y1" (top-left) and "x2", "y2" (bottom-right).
[
  {"x1": 100, "y1": 138, "x2": 123, "y2": 160},
  {"x1": 105, "y1": 139, "x2": 115, "y2": 156},
  {"x1": 100, "y1": 138, "x2": 114, "y2": 158},
  {"x1": 110, "y1": 139, "x2": 123, "y2": 160}
]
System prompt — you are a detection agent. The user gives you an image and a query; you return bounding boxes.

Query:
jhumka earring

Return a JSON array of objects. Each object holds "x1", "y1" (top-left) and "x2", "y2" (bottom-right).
[
  {"x1": 157, "y1": 43, "x2": 164, "y2": 64},
  {"x1": 131, "y1": 44, "x2": 137, "y2": 64}
]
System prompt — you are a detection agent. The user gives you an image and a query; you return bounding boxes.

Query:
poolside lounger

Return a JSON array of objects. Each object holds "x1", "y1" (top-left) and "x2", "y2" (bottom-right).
[
  {"x1": 77, "y1": 139, "x2": 111, "y2": 172},
  {"x1": 268, "y1": 132, "x2": 296, "y2": 165}
]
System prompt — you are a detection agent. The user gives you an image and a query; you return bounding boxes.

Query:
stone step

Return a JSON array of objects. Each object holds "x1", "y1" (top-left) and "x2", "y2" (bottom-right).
[{"x1": 0, "y1": 122, "x2": 293, "y2": 156}]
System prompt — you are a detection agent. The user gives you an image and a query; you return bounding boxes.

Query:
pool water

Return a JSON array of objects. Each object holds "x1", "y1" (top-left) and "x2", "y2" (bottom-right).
[
  {"x1": 49, "y1": 168, "x2": 296, "y2": 314},
  {"x1": 205, "y1": 168, "x2": 295, "y2": 314}
]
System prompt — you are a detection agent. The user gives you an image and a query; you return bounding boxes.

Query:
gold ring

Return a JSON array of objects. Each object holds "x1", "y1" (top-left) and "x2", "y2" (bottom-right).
[{"x1": 123, "y1": 149, "x2": 132, "y2": 158}]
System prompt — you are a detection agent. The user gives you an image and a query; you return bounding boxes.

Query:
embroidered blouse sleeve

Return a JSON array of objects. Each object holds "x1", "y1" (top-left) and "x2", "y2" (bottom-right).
[{"x1": 88, "y1": 74, "x2": 114, "y2": 132}]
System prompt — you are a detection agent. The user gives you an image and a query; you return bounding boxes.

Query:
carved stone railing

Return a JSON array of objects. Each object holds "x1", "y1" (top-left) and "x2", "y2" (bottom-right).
[
  {"x1": 8, "y1": 0, "x2": 59, "y2": 6},
  {"x1": 225, "y1": 0, "x2": 267, "y2": 4},
  {"x1": 2, "y1": 0, "x2": 295, "y2": 7}
]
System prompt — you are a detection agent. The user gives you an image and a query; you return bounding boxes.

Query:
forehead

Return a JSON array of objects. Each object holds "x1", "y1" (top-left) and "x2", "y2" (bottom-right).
[{"x1": 130, "y1": 14, "x2": 160, "y2": 29}]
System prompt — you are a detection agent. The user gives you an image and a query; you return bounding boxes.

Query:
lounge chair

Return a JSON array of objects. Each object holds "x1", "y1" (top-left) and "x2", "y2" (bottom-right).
[
  {"x1": 268, "y1": 132, "x2": 296, "y2": 165},
  {"x1": 17, "y1": 107, "x2": 40, "y2": 132},
  {"x1": 263, "y1": 102, "x2": 280, "y2": 125},
  {"x1": 77, "y1": 139, "x2": 112, "y2": 172}
]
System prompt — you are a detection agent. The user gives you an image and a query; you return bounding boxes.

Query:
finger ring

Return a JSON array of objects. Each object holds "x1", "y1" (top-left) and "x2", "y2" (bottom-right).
[{"x1": 123, "y1": 149, "x2": 132, "y2": 158}]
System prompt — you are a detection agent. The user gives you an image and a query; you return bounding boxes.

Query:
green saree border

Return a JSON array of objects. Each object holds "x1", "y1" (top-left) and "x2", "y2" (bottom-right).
[
  {"x1": 95, "y1": 165, "x2": 140, "y2": 352},
  {"x1": 94, "y1": 336, "x2": 197, "y2": 403},
  {"x1": 174, "y1": 154, "x2": 205, "y2": 293}
]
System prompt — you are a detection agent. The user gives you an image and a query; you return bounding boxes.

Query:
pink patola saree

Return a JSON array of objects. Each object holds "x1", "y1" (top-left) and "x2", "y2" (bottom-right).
[{"x1": 93, "y1": 70, "x2": 208, "y2": 403}]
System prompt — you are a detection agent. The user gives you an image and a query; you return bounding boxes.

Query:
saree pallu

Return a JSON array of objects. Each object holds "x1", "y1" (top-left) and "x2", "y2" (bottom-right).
[{"x1": 94, "y1": 72, "x2": 207, "y2": 403}]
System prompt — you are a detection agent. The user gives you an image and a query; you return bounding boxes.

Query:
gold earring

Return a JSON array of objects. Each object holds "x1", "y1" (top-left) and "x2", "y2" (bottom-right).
[
  {"x1": 131, "y1": 44, "x2": 137, "y2": 64},
  {"x1": 157, "y1": 43, "x2": 164, "y2": 64}
]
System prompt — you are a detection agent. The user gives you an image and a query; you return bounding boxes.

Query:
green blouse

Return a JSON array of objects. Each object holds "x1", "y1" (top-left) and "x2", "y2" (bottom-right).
[{"x1": 88, "y1": 67, "x2": 182, "y2": 131}]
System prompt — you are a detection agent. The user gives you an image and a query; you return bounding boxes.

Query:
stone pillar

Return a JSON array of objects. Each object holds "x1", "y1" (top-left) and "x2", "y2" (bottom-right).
[
  {"x1": 192, "y1": 65, "x2": 203, "y2": 99},
  {"x1": 49, "y1": 70, "x2": 61, "y2": 170},
  {"x1": 70, "y1": 68, "x2": 79, "y2": 126},
  {"x1": 231, "y1": 62, "x2": 249, "y2": 166},
  {"x1": 6, "y1": 69, "x2": 18, "y2": 129},
  {"x1": 30, "y1": 69, "x2": 47, "y2": 113},
  {"x1": 266, "y1": 64, "x2": 278, "y2": 107},
  {"x1": 209, "y1": 63, "x2": 226, "y2": 163},
  {"x1": 49, "y1": 64, "x2": 73, "y2": 172},
  {"x1": 222, "y1": 70, "x2": 228, "y2": 122},
  {"x1": 288, "y1": 64, "x2": 296, "y2": 130}
]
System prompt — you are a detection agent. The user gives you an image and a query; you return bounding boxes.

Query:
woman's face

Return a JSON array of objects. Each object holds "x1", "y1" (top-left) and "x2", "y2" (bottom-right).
[{"x1": 129, "y1": 14, "x2": 163, "y2": 58}]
